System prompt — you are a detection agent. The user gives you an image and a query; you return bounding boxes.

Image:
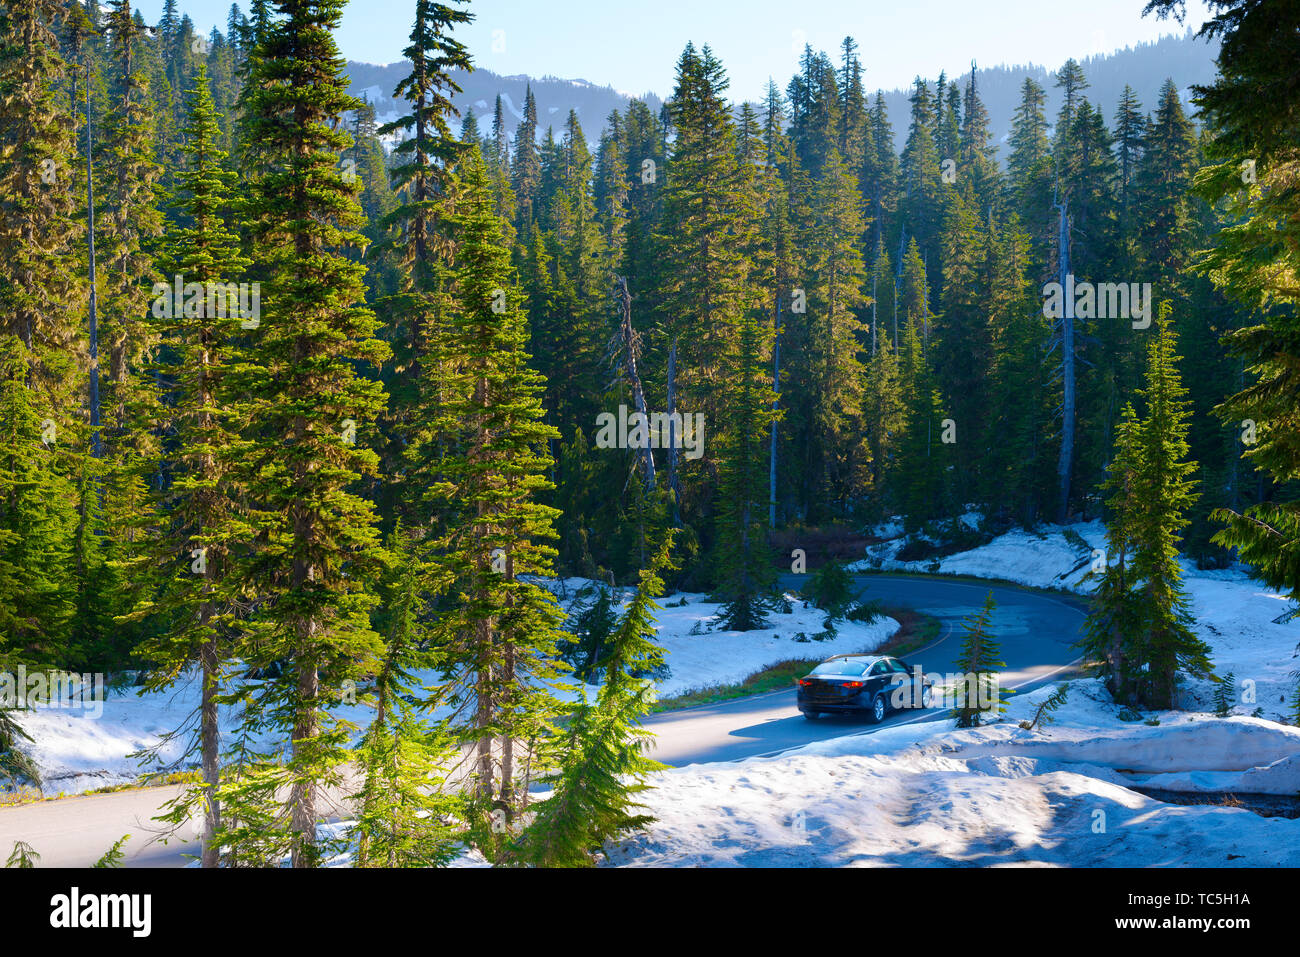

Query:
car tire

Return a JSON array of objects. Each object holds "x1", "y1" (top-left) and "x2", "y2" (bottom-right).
[
  {"x1": 868, "y1": 694, "x2": 886, "y2": 724},
  {"x1": 803, "y1": 710, "x2": 822, "y2": 720},
  {"x1": 921, "y1": 684, "x2": 934, "y2": 709}
]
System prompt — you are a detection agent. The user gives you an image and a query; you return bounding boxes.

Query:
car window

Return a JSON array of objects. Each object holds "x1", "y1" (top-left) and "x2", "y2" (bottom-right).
[
  {"x1": 812, "y1": 661, "x2": 866, "y2": 676},
  {"x1": 868, "y1": 661, "x2": 888, "y2": 677},
  {"x1": 889, "y1": 659, "x2": 910, "y2": 674}
]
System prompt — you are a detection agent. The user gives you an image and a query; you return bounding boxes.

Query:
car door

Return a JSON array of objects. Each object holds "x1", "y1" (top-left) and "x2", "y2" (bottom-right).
[
  {"x1": 889, "y1": 657, "x2": 920, "y2": 709},
  {"x1": 866, "y1": 659, "x2": 891, "y2": 709}
]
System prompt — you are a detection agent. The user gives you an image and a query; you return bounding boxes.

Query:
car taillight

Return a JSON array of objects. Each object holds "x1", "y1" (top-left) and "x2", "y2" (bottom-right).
[
  {"x1": 797, "y1": 679, "x2": 812, "y2": 687},
  {"x1": 843, "y1": 681, "x2": 864, "y2": 688}
]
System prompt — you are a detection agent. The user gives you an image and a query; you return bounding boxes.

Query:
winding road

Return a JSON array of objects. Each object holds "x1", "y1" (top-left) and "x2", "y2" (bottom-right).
[{"x1": 0, "y1": 573, "x2": 1085, "y2": 867}]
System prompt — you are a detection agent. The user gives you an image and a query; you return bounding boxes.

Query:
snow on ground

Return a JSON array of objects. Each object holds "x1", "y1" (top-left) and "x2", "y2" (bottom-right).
[
  {"x1": 851, "y1": 518, "x2": 1300, "y2": 720},
  {"x1": 5, "y1": 585, "x2": 897, "y2": 797},
  {"x1": 605, "y1": 518, "x2": 1300, "y2": 867},
  {"x1": 615, "y1": 593, "x2": 895, "y2": 700},
  {"x1": 610, "y1": 680, "x2": 1300, "y2": 867},
  {"x1": 852, "y1": 519, "x2": 1109, "y2": 592}
]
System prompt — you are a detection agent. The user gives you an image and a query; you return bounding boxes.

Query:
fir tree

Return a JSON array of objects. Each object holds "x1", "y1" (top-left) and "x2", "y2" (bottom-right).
[
  {"x1": 952, "y1": 591, "x2": 1007, "y2": 727},
  {"x1": 0, "y1": 337, "x2": 77, "y2": 665},
  {"x1": 516, "y1": 536, "x2": 671, "y2": 866},
  {"x1": 1082, "y1": 306, "x2": 1210, "y2": 709},
  {"x1": 228, "y1": 0, "x2": 391, "y2": 868},
  {"x1": 0, "y1": 0, "x2": 86, "y2": 407},
  {"x1": 133, "y1": 63, "x2": 247, "y2": 868},
  {"x1": 804, "y1": 145, "x2": 869, "y2": 519},
  {"x1": 373, "y1": 0, "x2": 473, "y2": 510},
  {"x1": 352, "y1": 524, "x2": 462, "y2": 868},
  {"x1": 422, "y1": 146, "x2": 568, "y2": 840},
  {"x1": 714, "y1": 303, "x2": 778, "y2": 631}
]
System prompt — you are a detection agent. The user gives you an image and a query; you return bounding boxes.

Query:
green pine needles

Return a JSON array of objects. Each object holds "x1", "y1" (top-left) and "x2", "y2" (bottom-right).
[{"x1": 952, "y1": 591, "x2": 1009, "y2": 728}]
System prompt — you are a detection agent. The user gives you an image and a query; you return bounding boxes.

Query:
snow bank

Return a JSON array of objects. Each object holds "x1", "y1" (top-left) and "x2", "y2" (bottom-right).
[
  {"x1": 611, "y1": 683, "x2": 1300, "y2": 867},
  {"x1": 608, "y1": 522, "x2": 1300, "y2": 867},
  {"x1": 6, "y1": 584, "x2": 897, "y2": 797}
]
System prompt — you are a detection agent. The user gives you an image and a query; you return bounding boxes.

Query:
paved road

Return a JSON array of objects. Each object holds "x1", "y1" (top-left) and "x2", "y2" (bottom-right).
[
  {"x1": 645, "y1": 573, "x2": 1086, "y2": 766},
  {"x1": 0, "y1": 573, "x2": 1084, "y2": 867}
]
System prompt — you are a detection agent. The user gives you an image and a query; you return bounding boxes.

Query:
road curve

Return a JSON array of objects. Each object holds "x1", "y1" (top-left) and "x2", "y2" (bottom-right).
[
  {"x1": 643, "y1": 573, "x2": 1087, "y2": 766},
  {"x1": 0, "y1": 573, "x2": 1085, "y2": 867}
]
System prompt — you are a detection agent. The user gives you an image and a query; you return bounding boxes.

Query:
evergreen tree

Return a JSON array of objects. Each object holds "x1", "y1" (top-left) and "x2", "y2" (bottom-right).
[
  {"x1": 1082, "y1": 306, "x2": 1210, "y2": 709},
  {"x1": 134, "y1": 63, "x2": 247, "y2": 869},
  {"x1": 656, "y1": 44, "x2": 759, "y2": 536},
  {"x1": 517, "y1": 536, "x2": 672, "y2": 866},
  {"x1": 421, "y1": 147, "x2": 567, "y2": 840},
  {"x1": 900, "y1": 78, "x2": 943, "y2": 270},
  {"x1": 1005, "y1": 77, "x2": 1053, "y2": 277},
  {"x1": 0, "y1": 337, "x2": 77, "y2": 665},
  {"x1": 372, "y1": 0, "x2": 472, "y2": 521},
  {"x1": 952, "y1": 591, "x2": 1007, "y2": 727},
  {"x1": 227, "y1": 0, "x2": 391, "y2": 868},
  {"x1": 98, "y1": 0, "x2": 163, "y2": 440},
  {"x1": 1193, "y1": 0, "x2": 1300, "y2": 609},
  {"x1": 803, "y1": 146, "x2": 869, "y2": 518},
  {"x1": 511, "y1": 84, "x2": 540, "y2": 230},
  {"x1": 896, "y1": 317, "x2": 946, "y2": 529},
  {"x1": 0, "y1": 0, "x2": 85, "y2": 406},
  {"x1": 352, "y1": 524, "x2": 462, "y2": 868},
  {"x1": 714, "y1": 303, "x2": 778, "y2": 630},
  {"x1": 862, "y1": 318, "x2": 903, "y2": 507}
]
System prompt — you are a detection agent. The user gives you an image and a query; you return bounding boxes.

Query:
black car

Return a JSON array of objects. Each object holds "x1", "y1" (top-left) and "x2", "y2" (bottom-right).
[{"x1": 796, "y1": 654, "x2": 934, "y2": 722}]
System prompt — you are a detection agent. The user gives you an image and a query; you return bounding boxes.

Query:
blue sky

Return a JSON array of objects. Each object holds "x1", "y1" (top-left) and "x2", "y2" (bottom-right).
[{"x1": 137, "y1": 0, "x2": 1212, "y2": 102}]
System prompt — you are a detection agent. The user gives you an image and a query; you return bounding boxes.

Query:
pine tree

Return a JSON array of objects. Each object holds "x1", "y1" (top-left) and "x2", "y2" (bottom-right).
[
  {"x1": 352, "y1": 524, "x2": 462, "y2": 868},
  {"x1": 422, "y1": 146, "x2": 568, "y2": 842},
  {"x1": 133, "y1": 63, "x2": 247, "y2": 868},
  {"x1": 803, "y1": 146, "x2": 869, "y2": 519},
  {"x1": 594, "y1": 109, "x2": 629, "y2": 261},
  {"x1": 228, "y1": 0, "x2": 391, "y2": 868},
  {"x1": 0, "y1": 0, "x2": 84, "y2": 674},
  {"x1": 1112, "y1": 85, "x2": 1145, "y2": 236},
  {"x1": 86, "y1": 0, "x2": 164, "y2": 674},
  {"x1": 0, "y1": 0, "x2": 86, "y2": 406},
  {"x1": 986, "y1": 216, "x2": 1053, "y2": 524},
  {"x1": 1079, "y1": 402, "x2": 1146, "y2": 701},
  {"x1": 1131, "y1": 308, "x2": 1211, "y2": 708},
  {"x1": 864, "y1": 91, "x2": 899, "y2": 250},
  {"x1": 0, "y1": 337, "x2": 77, "y2": 665},
  {"x1": 959, "y1": 62, "x2": 999, "y2": 210},
  {"x1": 900, "y1": 78, "x2": 943, "y2": 270},
  {"x1": 863, "y1": 319, "x2": 903, "y2": 508},
  {"x1": 1134, "y1": 79, "x2": 1200, "y2": 284},
  {"x1": 952, "y1": 591, "x2": 1007, "y2": 727},
  {"x1": 511, "y1": 84, "x2": 540, "y2": 230},
  {"x1": 373, "y1": 0, "x2": 472, "y2": 501},
  {"x1": 896, "y1": 317, "x2": 946, "y2": 530},
  {"x1": 1083, "y1": 305, "x2": 1210, "y2": 709},
  {"x1": 657, "y1": 44, "x2": 759, "y2": 531},
  {"x1": 98, "y1": 0, "x2": 163, "y2": 441},
  {"x1": 934, "y1": 192, "x2": 991, "y2": 487},
  {"x1": 516, "y1": 535, "x2": 672, "y2": 866},
  {"x1": 714, "y1": 303, "x2": 778, "y2": 630},
  {"x1": 1156, "y1": 0, "x2": 1300, "y2": 617},
  {"x1": 1053, "y1": 58, "x2": 1089, "y2": 152},
  {"x1": 1005, "y1": 77, "x2": 1053, "y2": 276}
]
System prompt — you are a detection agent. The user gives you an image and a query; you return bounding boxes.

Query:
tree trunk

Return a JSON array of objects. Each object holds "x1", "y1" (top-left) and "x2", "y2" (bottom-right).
[
  {"x1": 666, "y1": 338, "x2": 681, "y2": 525},
  {"x1": 199, "y1": 632, "x2": 220, "y2": 868},
  {"x1": 1055, "y1": 195, "x2": 1075, "y2": 524}
]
